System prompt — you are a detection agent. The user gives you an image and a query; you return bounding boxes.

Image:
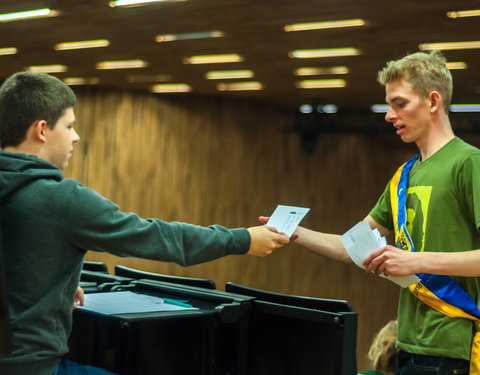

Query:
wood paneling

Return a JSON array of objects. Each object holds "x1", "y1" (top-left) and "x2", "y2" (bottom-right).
[{"x1": 65, "y1": 88, "x2": 477, "y2": 371}]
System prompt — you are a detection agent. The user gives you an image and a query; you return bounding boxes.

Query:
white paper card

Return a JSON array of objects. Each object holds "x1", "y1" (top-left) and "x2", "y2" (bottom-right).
[
  {"x1": 267, "y1": 205, "x2": 310, "y2": 237},
  {"x1": 340, "y1": 221, "x2": 419, "y2": 288}
]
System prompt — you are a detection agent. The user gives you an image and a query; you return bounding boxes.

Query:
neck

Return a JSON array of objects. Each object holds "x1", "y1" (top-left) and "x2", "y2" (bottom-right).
[
  {"x1": 3, "y1": 144, "x2": 39, "y2": 156},
  {"x1": 416, "y1": 114, "x2": 455, "y2": 161}
]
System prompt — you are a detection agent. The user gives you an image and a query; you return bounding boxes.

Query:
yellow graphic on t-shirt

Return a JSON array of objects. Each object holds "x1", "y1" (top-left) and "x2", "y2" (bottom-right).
[{"x1": 406, "y1": 186, "x2": 432, "y2": 252}]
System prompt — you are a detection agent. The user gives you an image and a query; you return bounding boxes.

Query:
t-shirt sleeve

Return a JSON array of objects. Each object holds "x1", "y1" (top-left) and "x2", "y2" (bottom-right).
[
  {"x1": 457, "y1": 154, "x2": 480, "y2": 231},
  {"x1": 369, "y1": 181, "x2": 395, "y2": 232}
]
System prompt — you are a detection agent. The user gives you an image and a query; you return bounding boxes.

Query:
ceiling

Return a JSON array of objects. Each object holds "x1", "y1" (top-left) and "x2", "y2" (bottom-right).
[{"x1": 0, "y1": 0, "x2": 479, "y2": 111}]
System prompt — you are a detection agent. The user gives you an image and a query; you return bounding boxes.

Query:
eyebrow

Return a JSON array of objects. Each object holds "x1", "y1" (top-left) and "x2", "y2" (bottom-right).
[{"x1": 385, "y1": 96, "x2": 404, "y2": 104}]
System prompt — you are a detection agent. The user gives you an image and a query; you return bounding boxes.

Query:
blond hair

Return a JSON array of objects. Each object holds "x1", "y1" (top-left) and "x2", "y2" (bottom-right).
[
  {"x1": 367, "y1": 320, "x2": 398, "y2": 375},
  {"x1": 377, "y1": 51, "x2": 452, "y2": 114}
]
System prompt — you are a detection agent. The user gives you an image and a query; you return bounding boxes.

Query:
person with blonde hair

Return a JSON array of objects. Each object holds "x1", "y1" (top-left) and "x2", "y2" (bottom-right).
[
  {"x1": 359, "y1": 320, "x2": 398, "y2": 375},
  {"x1": 261, "y1": 51, "x2": 480, "y2": 373}
]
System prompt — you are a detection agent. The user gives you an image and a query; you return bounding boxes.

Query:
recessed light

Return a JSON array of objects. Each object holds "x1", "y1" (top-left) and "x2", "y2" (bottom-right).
[
  {"x1": 151, "y1": 83, "x2": 192, "y2": 93},
  {"x1": 205, "y1": 70, "x2": 254, "y2": 80},
  {"x1": 285, "y1": 19, "x2": 366, "y2": 32},
  {"x1": 419, "y1": 41, "x2": 480, "y2": 51},
  {"x1": 289, "y1": 48, "x2": 360, "y2": 59},
  {"x1": 295, "y1": 79, "x2": 346, "y2": 89},
  {"x1": 27, "y1": 64, "x2": 67, "y2": 73},
  {"x1": 55, "y1": 40, "x2": 110, "y2": 51},
  {"x1": 183, "y1": 54, "x2": 244, "y2": 64},
  {"x1": 0, "y1": 8, "x2": 58, "y2": 22},
  {"x1": 96, "y1": 60, "x2": 147, "y2": 69}
]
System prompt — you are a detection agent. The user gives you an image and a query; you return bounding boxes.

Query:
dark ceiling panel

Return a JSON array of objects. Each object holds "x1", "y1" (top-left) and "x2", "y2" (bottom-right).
[{"x1": 0, "y1": 0, "x2": 478, "y2": 110}]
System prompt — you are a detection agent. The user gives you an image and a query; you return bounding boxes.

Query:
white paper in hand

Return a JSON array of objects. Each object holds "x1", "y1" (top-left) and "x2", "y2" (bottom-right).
[
  {"x1": 340, "y1": 222, "x2": 419, "y2": 288},
  {"x1": 266, "y1": 205, "x2": 310, "y2": 237}
]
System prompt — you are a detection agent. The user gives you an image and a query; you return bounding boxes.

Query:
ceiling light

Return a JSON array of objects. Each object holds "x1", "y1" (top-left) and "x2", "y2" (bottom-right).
[
  {"x1": 27, "y1": 64, "x2": 67, "y2": 73},
  {"x1": 294, "y1": 66, "x2": 349, "y2": 76},
  {"x1": 183, "y1": 54, "x2": 244, "y2": 64},
  {"x1": 299, "y1": 104, "x2": 313, "y2": 113},
  {"x1": 0, "y1": 47, "x2": 17, "y2": 56},
  {"x1": 371, "y1": 104, "x2": 389, "y2": 113},
  {"x1": 295, "y1": 79, "x2": 346, "y2": 89},
  {"x1": 0, "y1": 8, "x2": 57, "y2": 22},
  {"x1": 285, "y1": 19, "x2": 366, "y2": 32},
  {"x1": 156, "y1": 31, "x2": 224, "y2": 42},
  {"x1": 55, "y1": 39, "x2": 110, "y2": 51},
  {"x1": 446, "y1": 61, "x2": 468, "y2": 70},
  {"x1": 205, "y1": 70, "x2": 254, "y2": 80},
  {"x1": 419, "y1": 41, "x2": 480, "y2": 51},
  {"x1": 450, "y1": 104, "x2": 480, "y2": 112},
  {"x1": 96, "y1": 60, "x2": 147, "y2": 69},
  {"x1": 289, "y1": 48, "x2": 360, "y2": 59},
  {"x1": 217, "y1": 81, "x2": 263, "y2": 91},
  {"x1": 151, "y1": 83, "x2": 192, "y2": 93},
  {"x1": 317, "y1": 104, "x2": 338, "y2": 113},
  {"x1": 447, "y1": 10, "x2": 480, "y2": 18},
  {"x1": 109, "y1": 0, "x2": 187, "y2": 7},
  {"x1": 63, "y1": 77, "x2": 99, "y2": 85}
]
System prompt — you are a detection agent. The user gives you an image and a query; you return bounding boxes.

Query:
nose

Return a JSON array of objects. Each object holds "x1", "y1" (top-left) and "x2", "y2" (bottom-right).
[
  {"x1": 73, "y1": 129, "x2": 80, "y2": 143},
  {"x1": 385, "y1": 106, "x2": 395, "y2": 123}
]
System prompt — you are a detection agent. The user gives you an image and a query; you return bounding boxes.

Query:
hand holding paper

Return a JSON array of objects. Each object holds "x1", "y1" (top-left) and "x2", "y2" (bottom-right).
[
  {"x1": 340, "y1": 222, "x2": 419, "y2": 288},
  {"x1": 266, "y1": 205, "x2": 310, "y2": 237}
]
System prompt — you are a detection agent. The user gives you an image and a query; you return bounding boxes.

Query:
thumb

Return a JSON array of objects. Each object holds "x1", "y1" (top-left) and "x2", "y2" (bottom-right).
[{"x1": 259, "y1": 216, "x2": 270, "y2": 225}]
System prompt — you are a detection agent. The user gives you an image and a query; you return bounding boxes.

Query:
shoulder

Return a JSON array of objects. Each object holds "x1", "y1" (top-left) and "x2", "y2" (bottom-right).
[
  {"x1": 54, "y1": 178, "x2": 118, "y2": 211},
  {"x1": 451, "y1": 137, "x2": 480, "y2": 157}
]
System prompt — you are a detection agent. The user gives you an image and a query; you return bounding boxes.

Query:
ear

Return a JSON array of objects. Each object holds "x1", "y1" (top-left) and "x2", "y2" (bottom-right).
[
  {"x1": 31, "y1": 120, "x2": 48, "y2": 144},
  {"x1": 428, "y1": 91, "x2": 442, "y2": 113}
]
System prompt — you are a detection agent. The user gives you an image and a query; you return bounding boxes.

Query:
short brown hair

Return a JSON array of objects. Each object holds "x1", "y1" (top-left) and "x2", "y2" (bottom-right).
[{"x1": 0, "y1": 72, "x2": 76, "y2": 148}]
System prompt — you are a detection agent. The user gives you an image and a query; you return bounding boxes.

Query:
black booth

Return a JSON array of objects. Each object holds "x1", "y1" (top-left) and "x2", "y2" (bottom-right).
[{"x1": 69, "y1": 266, "x2": 358, "y2": 375}]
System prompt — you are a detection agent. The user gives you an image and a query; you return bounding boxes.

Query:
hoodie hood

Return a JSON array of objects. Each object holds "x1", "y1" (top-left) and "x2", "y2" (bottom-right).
[{"x1": 0, "y1": 149, "x2": 63, "y2": 205}]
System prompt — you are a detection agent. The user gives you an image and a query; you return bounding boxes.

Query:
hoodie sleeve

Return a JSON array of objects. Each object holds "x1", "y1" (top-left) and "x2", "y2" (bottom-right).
[{"x1": 58, "y1": 179, "x2": 250, "y2": 266}]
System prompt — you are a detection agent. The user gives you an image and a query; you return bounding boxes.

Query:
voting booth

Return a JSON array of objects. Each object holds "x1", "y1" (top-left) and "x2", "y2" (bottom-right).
[
  {"x1": 69, "y1": 278, "x2": 254, "y2": 375},
  {"x1": 69, "y1": 265, "x2": 358, "y2": 375},
  {"x1": 226, "y1": 282, "x2": 358, "y2": 375}
]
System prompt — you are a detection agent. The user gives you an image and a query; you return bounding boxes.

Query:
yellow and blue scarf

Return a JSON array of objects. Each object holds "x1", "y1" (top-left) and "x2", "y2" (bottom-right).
[{"x1": 390, "y1": 154, "x2": 480, "y2": 373}]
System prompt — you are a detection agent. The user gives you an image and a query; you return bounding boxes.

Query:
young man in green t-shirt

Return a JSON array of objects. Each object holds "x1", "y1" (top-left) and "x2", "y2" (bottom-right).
[{"x1": 261, "y1": 51, "x2": 480, "y2": 373}]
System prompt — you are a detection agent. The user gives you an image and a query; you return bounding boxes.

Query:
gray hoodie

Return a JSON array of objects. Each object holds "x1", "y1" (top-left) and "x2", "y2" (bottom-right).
[{"x1": 0, "y1": 149, "x2": 249, "y2": 375}]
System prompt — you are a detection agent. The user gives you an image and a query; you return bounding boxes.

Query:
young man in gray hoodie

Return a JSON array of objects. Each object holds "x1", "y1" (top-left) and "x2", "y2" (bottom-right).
[{"x1": 0, "y1": 71, "x2": 289, "y2": 375}]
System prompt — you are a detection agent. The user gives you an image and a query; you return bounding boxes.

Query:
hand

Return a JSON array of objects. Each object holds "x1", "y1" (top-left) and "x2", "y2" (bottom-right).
[
  {"x1": 363, "y1": 245, "x2": 419, "y2": 276},
  {"x1": 247, "y1": 225, "x2": 290, "y2": 256},
  {"x1": 73, "y1": 286, "x2": 85, "y2": 309},
  {"x1": 258, "y1": 216, "x2": 299, "y2": 240}
]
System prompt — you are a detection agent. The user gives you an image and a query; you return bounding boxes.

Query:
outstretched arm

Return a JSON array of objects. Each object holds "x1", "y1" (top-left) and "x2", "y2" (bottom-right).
[{"x1": 259, "y1": 214, "x2": 390, "y2": 264}]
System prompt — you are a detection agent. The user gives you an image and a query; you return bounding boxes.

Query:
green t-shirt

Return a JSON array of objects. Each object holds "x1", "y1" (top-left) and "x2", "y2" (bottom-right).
[{"x1": 370, "y1": 137, "x2": 480, "y2": 360}]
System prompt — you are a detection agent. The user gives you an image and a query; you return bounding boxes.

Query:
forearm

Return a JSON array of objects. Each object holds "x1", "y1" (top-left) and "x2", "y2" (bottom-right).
[
  {"x1": 294, "y1": 226, "x2": 352, "y2": 263},
  {"x1": 416, "y1": 249, "x2": 480, "y2": 277}
]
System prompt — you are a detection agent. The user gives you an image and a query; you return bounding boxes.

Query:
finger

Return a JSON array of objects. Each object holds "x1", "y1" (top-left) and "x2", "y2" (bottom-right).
[
  {"x1": 264, "y1": 225, "x2": 279, "y2": 233},
  {"x1": 366, "y1": 255, "x2": 383, "y2": 273},
  {"x1": 363, "y1": 247, "x2": 385, "y2": 266},
  {"x1": 258, "y1": 216, "x2": 270, "y2": 225},
  {"x1": 277, "y1": 234, "x2": 290, "y2": 244}
]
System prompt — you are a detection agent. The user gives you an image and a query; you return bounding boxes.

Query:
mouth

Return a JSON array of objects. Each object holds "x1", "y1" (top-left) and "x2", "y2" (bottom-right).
[{"x1": 394, "y1": 124, "x2": 406, "y2": 135}]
